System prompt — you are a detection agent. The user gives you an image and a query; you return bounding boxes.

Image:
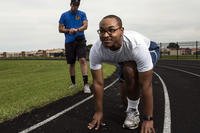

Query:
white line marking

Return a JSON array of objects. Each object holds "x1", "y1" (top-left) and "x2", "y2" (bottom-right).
[
  {"x1": 156, "y1": 64, "x2": 200, "y2": 133},
  {"x1": 154, "y1": 72, "x2": 171, "y2": 133},
  {"x1": 160, "y1": 66, "x2": 200, "y2": 77},
  {"x1": 19, "y1": 78, "x2": 119, "y2": 133}
]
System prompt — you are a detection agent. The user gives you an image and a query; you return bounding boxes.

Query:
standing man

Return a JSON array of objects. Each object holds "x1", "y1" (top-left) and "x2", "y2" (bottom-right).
[
  {"x1": 58, "y1": 0, "x2": 91, "y2": 93},
  {"x1": 88, "y1": 15, "x2": 160, "y2": 133}
]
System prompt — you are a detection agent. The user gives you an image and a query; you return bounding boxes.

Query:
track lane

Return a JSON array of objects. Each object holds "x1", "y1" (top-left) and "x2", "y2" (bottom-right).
[
  {"x1": 155, "y1": 60, "x2": 200, "y2": 133},
  {"x1": 2, "y1": 60, "x2": 199, "y2": 133}
]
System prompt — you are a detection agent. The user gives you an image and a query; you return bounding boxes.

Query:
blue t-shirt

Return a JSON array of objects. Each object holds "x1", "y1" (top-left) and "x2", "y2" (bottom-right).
[{"x1": 59, "y1": 10, "x2": 87, "y2": 44}]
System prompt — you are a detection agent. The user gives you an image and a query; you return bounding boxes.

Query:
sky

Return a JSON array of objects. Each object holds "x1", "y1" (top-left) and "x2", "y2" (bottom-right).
[{"x1": 0, "y1": 0, "x2": 200, "y2": 52}]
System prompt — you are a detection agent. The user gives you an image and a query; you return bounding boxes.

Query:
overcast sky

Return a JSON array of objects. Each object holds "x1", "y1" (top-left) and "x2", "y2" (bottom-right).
[{"x1": 0, "y1": 0, "x2": 200, "y2": 52}]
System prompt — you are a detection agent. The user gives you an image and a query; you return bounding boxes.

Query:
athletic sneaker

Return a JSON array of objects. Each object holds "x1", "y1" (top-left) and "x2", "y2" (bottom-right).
[
  {"x1": 68, "y1": 84, "x2": 76, "y2": 89},
  {"x1": 83, "y1": 84, "x2": 91, "y2": 93},
  {"x1": 122, "y1": 108, "x2": 140, "y2": 129}
]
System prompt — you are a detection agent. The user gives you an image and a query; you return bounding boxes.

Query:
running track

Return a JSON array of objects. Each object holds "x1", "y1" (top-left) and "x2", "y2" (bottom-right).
[{"x1": 0, "y1": 60, "x2": 200, "y2": 133}]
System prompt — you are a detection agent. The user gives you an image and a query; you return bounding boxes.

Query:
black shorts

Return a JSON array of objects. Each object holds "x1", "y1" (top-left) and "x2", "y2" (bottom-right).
[{"x1": 65, "y1": 37, "x2": 87, "y2": 64}]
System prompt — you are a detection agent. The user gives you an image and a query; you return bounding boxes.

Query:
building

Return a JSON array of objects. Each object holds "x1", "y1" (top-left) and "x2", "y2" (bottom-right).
[{"x1": 0, "y1": 48, "x2": 65, "y2": 58}]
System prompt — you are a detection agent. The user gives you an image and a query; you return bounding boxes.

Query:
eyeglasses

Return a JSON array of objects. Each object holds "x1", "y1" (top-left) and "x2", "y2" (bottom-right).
[{"x1": 97, "y1": 27, "x2": 121, "y2": 35}]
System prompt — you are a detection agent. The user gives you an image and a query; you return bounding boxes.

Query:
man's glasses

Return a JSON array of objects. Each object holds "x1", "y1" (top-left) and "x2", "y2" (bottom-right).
[{"x1": 97, "y1": 27, "x2": 121, "y2": 35}]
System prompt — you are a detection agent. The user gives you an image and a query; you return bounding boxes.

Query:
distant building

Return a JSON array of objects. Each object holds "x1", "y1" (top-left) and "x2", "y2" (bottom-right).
[
  {"x1": 22, "y1": 51, "x2": 37, "y2": 57},
  {"x1": 0, "y1": 48, "x2": 65, "y2": 58},
  {"x1": 0, "y1": 52, "x2": 4, "y2": 58},
  {"x1": 168, "y1": 48, "x2": 192, "y2": 55},
  {"x1": 160, "y1": 48, "x2": 170, "y2": 55},
  {"x1": 191, "y1": 48, "x2": 200, "y2": 55},
  {"x1": 45, "y1": 48, "x2": 65, "y2": 57}
]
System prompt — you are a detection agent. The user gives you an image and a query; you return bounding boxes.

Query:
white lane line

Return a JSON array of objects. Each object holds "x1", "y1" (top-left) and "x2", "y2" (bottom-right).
[
  {"x1": 19, "y1": 78, "x2": 119, "y2": 133},
  {"x1": 154, "y1": 72, "x2": 171, "y2": 133},
  {"x1": 159, "y1": 66, "x2": 200, "y2": 77}
]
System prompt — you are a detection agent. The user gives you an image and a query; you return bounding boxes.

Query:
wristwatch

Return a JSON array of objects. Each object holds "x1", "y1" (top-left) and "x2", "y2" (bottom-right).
[{"x1": 143, "y1": 115, "x2": 153, "y2": 121}]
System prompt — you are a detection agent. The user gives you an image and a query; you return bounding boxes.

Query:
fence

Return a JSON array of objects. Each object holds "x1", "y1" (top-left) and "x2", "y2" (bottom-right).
[
  {"x1": 1, "y1": 41, "x2": 199, "y2": 60},
  {"x1": 159, "y1": 41, "x2": 199, "y2": 60}
]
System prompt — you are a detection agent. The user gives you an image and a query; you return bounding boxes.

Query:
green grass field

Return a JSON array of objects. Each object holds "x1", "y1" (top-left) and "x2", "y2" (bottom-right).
[{"x1": 0, "y1": 60, "x2": 116, "y2": 123}]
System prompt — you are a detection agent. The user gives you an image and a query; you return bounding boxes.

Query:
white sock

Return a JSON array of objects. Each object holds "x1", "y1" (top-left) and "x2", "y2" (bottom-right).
[{"x1": 126, "y1": 97, "x2": 140, "y2": 111}]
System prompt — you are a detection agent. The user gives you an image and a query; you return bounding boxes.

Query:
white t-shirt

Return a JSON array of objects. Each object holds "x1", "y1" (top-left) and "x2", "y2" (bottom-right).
[{"x1": 89, "y1": 30, "x2": 153, "y2": 72}]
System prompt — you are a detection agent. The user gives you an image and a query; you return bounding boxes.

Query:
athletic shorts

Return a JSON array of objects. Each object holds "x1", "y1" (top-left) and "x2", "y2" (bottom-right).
[
  {"x1": 65, "y1": 37, "x2": 87, "y2": 64},
  {"x1": 118, "y1": 41, "x2": 160, "y2": 80},
  {"x1": 149, "y1": 41, "x2": 160, "y2": 66}
]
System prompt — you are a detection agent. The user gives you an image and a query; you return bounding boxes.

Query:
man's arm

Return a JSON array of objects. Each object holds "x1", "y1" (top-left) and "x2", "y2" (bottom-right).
[
  {"x1": 88, "y1": 68, "x2": 104, "y2": 130},
  {"x1": 58, "y1": 21, "x2": 87, "y2": 34},
  {"x1": 139, "y1": 69, "x2": 153, "y2": 116},
  {"x1": 139, "y1": 69, "x2": 155, "y2": 133},
  {"x1": 92, "y1": 68, "x2": 104, "y2": 112},
  {"x1": 58, "y1": 23, "x2": 69, "y2": 33},
  {"x1": 58, "y1": 23, "x2": 78, "y2": 34},
  {"x1": 77, "y1": 20, "x2": 88, "y2": 32}
]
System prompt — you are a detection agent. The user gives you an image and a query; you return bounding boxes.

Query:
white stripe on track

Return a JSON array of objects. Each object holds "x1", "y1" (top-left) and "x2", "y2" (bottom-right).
[
  {"x1": 19, "y1": 78, "x2": 119, "y2": 133},
  {"x1": 154, "y1": 72, "x2": 171, "y2": 133},
  {"x1": 160, "y1": 66, "x2": 200, "y2": 77},
  {"x1": 156, "y1": 65, "x2": 200, "y2": 133}
]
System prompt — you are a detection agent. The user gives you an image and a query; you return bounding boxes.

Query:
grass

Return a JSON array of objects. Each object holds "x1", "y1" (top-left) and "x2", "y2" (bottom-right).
[{"x1": 0, "y1": 60, "x2": 116, "y2": 123}]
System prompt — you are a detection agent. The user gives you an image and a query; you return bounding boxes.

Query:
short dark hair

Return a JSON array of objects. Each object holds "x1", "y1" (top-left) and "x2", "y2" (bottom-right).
[
  {"x1": 101, "y1": 15, "x2": 123, "y2": 27},
  {"x1": 70, "y1": 0, "x2": 80, "y2": 5}
]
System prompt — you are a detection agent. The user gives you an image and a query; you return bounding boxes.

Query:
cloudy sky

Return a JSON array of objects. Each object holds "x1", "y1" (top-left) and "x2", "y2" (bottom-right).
[{"x1": 0, "y1": 0, "x2": 200, "y2": 52}]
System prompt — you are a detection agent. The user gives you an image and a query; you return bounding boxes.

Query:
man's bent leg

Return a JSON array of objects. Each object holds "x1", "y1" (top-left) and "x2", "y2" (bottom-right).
[
  {"x1": 122, "y1": 61, "x2": 140, "y2": 100},
  {"x1": 122, "y1": 61, "x2": 140, "y2": 129}
]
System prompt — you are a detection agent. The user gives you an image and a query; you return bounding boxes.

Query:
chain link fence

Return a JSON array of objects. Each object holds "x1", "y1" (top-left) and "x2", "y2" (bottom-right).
[
  {"x1": 1, "y1": 41, "x2": 200, "y2": 60},
  {"x1": 158, "y1": 41, "x2": 199, "y2": 60}
]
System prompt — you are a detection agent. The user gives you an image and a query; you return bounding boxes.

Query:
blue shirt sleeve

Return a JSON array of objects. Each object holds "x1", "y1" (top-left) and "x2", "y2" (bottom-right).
[
  {"x1": 59, "y1": 13, "x2": 65, "y2": 24},
  {"x1": 81, "y1": 12, "x2": 87, "y2": 22}
]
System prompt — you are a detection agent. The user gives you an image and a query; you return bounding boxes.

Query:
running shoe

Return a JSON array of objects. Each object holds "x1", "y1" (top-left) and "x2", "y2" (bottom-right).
[
  {"x1": 83, "y1": 84, "x2": 91, "y2": 93},
  {"x1": 122, "y1": 108, "x2": 140, "y2": 129}
]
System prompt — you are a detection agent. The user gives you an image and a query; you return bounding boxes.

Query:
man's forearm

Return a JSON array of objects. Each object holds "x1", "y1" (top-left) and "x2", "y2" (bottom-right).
[
  {"x1": 58, "y1": 24, "x2": 69, "y2": 33},
  {"x1": 93, "y1": 84, "x2": 104, "y2": 112},
  {"x1": 78, "y1": 21, "x2": 88, "y2": 32},
  {"x1": 142, "y1": 85, "x2": 153, "y2": 117},
  {"x1": 59, "y1": 27, "x2": 69, "y2": 33},
  {"x1": 139, "y1": 70, "x2": 154, "y2": 117},
  {"x1": 78, "y1": 25, "x2": 87, "y2": 32}
]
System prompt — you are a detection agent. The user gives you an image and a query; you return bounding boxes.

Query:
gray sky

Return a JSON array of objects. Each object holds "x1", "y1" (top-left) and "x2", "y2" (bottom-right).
[{"x1": 0, "y1": 0, "x2": 200, "y2": 52}]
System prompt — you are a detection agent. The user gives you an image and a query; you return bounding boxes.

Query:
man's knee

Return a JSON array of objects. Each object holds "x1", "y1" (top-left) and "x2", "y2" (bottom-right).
[
  {"x1": 69, "y1": 63, "x2": 75, "y2": 68},
  {"x1": 79, "y1": 58, "x2": 87, "y2": 65},
  {"x1": 122, "y1": 61, "x2": 137, "y2": 78}
]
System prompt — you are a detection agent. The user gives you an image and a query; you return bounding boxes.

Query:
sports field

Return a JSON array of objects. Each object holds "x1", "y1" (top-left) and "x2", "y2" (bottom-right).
[{"x1": 0, "y1": 60, "x2": 116, "y2": 122}]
